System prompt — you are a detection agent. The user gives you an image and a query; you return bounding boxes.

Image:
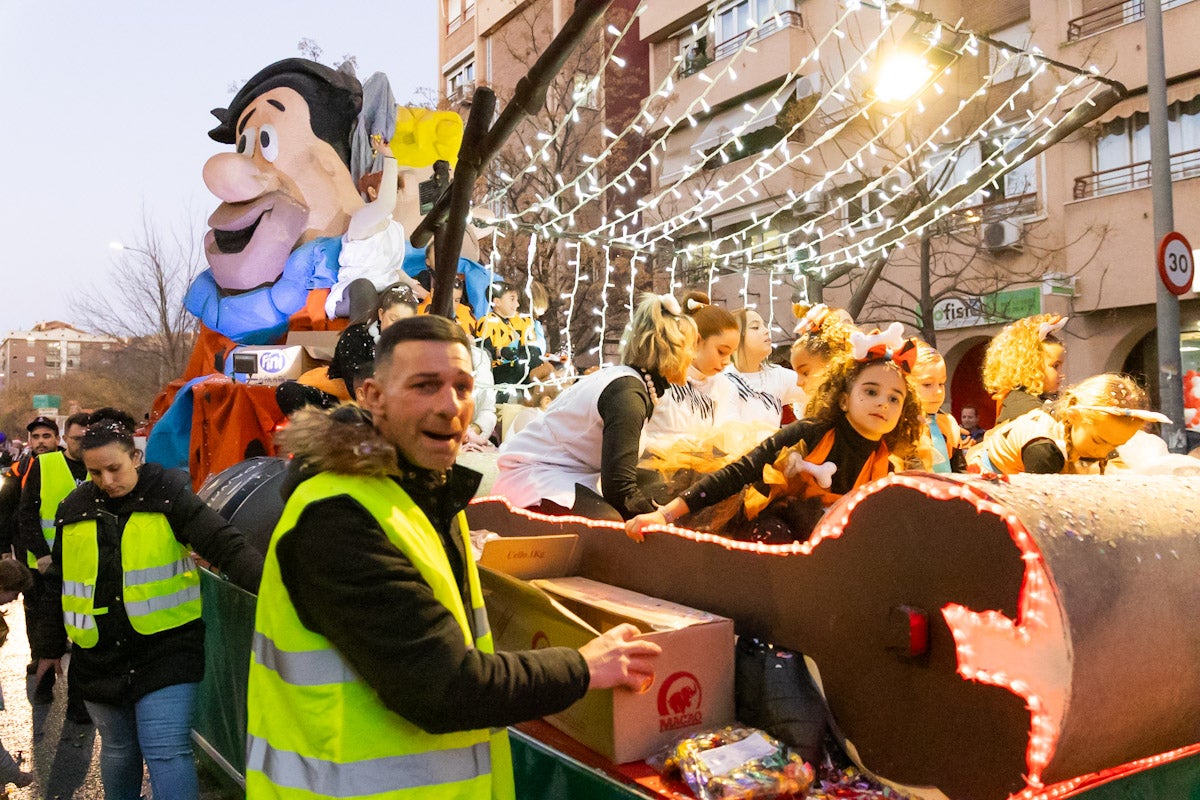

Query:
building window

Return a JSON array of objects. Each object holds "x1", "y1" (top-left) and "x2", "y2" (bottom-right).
[
  {"x1": 1092, "y1": 96, "x2": 1200, "y2": 195},
  {"x1": 572, "y1": 72, "x2": 599, "y2": 109},
  {"x1": 25, "y1": 356, "x2": 35, "y2": 363},
  {"x1": 987, "y1": 20, "x2": 1033, "y2": 85},
  {"x1": 446, "y1": 61, "x2": 472, "y2": 98},
  {"x1": 714, "y1": 0, "x2": 797, "y2": 60},
  {"x1": 834, "y1": 179, "x2": 894, "y2": 232}
]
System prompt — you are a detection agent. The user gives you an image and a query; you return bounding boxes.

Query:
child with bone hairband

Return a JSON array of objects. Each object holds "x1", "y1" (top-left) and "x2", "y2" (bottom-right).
[
  {"x1": 968, "y1": 373, "x2": 1168, "y2": 475},
  {"x1": 626, "y1": 323, "x2": 923, "y2": 543},
  {"x1": 983, "y1": 314, "x2": 1067, "y2": 425}
]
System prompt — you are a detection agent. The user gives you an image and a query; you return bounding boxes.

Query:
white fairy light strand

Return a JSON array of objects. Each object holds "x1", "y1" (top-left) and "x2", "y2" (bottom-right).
[{"x1": 482, "y1": 0, "x2": 1119, "y2": 298}]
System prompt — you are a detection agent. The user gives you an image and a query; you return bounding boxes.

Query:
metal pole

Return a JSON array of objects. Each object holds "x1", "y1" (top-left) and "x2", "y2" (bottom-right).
[{"x1": 1145, "y1": 0, "x2": 1186, "y2": 451}]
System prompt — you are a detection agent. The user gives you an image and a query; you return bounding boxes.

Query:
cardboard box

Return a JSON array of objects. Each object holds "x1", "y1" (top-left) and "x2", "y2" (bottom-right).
[
  {"x1": 229, "y1": 345, "x2": 313, "y2": 385},
  {"x1": 285, "y1": 331, "x2": 342, "y2": 363},
  {"x1": 479, "y1": 536, "x2": 734, "y2": 763}
]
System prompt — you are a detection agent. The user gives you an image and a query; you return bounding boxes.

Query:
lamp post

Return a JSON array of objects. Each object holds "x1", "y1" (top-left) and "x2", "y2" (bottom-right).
[{"x1": 1145, "y1": 0, "x2": 1186, "y2": 451}]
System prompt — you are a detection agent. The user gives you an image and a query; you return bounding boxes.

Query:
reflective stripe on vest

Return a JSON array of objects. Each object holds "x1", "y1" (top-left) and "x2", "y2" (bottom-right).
[
  {"x1": 60, "y1": 512, "x2": 200, "y2": 647},
  {"x1": 30, "y1": 451, "x2": 77, "y2": 569},
  {"x1": 246, "y1": 472, "x2": 513, "y2": 800},
  {"x1": 246, "y1": 734, "x2": 492, "y2": 796}
]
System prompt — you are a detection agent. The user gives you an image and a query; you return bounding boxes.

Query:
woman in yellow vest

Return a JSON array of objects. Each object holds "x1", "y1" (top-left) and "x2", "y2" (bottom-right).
[{"x1": 36, "y1": 417, "x2": 263, "y2": 800}]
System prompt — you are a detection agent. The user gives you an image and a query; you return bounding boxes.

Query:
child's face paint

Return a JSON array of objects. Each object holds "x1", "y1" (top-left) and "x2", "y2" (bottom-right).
[
  {"x1": 911, "y1": 358, "x2": 947, "y2": 414},
  {"x1": 1042, "y1": 342, "x2": 1066, "y2": 394},
  {"x1": 1067, "y1": 410, "x2": 1142, "y2": 462},
  {"x1": 841, "y1": 363, "x2": 907, "y2": 441}
]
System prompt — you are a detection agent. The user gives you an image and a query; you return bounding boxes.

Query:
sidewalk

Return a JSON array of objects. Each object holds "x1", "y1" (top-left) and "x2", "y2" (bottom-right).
[{"x1": 0, "y1": 597, "x2": 236, "y2": 799}]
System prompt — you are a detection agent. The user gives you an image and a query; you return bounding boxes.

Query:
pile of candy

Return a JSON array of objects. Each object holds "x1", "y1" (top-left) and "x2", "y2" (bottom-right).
[
  {"x1": 663, "y1": 726, "x2": 814, "y2": 800},
  {"x1": 807, "y1": 765, "x2": 907, "y2": 799}
]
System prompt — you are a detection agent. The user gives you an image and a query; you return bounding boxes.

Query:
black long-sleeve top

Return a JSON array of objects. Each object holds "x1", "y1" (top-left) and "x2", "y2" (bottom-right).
[
  {"x1": 0, "y1": 454, "x2": 36, "y2": 556},
  {"x1": 680, "y1": 416, "x2": 883, "y2": 512},
  {"x1": 18, "y1": 452, "x2": 88, "y2": 562},
  {"x1": 36, "y1": 463, "x2": 264, "y2": 705},
  {"x1": 276, "y1": 459, "x2": 591, "y2": 734},
  {"x1": 596, "y1": 372, "x2": 671, "y2": 518}
]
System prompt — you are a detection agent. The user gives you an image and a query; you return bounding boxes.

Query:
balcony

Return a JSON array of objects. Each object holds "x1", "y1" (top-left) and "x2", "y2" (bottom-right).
[
  {"x1": 945, "y1": 192, "x2": 1040, "y2": 230},
  {"x1": 1073, "y1": 147, "x2": 1200, "y2": 199},
  {"x1": 656, "y1": 13, "x2": 809, "y2": 134},
  {"x1": 445, "y1": 2, "x2": 476, "y2": 34},
  {"x1": 715, "y1": 9, "x2": 804, "y2": 61},
  {"x1": 1067, "y1": 0, "x2": 1192, "y2": 41}
]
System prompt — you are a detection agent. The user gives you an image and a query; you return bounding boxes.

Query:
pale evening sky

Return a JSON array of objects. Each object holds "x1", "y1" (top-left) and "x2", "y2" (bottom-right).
[{"x1": 0, "y1": 1, "x2": 438, "y2": 333}]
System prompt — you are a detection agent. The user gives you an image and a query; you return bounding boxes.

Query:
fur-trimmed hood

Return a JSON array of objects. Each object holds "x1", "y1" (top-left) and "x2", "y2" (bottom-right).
[{"x1": 277, "y1": 404, "x2": 400, "y2": 481}]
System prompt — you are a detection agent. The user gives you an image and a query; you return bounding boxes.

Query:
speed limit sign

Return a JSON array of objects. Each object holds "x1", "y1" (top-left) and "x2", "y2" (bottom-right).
[{"x1": 1157, "y1": 231, "x2": 1194, "y2": 296}]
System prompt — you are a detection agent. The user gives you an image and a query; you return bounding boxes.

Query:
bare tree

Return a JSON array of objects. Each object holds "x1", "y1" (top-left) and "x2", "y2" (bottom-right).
[
  {"x1": 482, "y1": 0, "x2": 652, "y2": 365},
  {"x1": 72, "y1": 207, "x2": 203, "y2": 394}
]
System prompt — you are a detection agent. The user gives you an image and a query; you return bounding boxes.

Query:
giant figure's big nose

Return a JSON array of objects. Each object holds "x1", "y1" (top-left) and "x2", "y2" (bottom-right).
[{"x1": 203, "y1": 152, "x2": 280, "y2": 203}]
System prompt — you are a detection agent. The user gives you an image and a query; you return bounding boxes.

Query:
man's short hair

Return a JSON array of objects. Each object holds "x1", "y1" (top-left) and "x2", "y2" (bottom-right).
[
  {"x1": 64, "y1": 412, "x2": 91, "y2": 431},
  {"x1": 375, "y1": 315, "x2": 473, "y2": 373}
]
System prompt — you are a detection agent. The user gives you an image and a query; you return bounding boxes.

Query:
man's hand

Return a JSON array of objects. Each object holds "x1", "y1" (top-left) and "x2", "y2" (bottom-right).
[
  {"x1": 36, "y1": 658, "x2": 62, "y2": 682},
  {"x1": 579, "y1": 623, "x2": 662, "y2": 692},
  {"x1": 36, "y1": 555, "x2": 51, "y2": 574}
]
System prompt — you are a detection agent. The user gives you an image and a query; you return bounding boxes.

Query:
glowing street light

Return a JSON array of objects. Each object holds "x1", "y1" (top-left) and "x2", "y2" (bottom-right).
[{"x1": 872, "y1": 51, "x2": 937, "y2": 104}]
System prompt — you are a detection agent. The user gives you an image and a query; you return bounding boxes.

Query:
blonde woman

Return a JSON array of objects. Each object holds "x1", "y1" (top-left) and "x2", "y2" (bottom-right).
[{"x1": 494, "y1": 294, "x2": 698, "y2": 519}]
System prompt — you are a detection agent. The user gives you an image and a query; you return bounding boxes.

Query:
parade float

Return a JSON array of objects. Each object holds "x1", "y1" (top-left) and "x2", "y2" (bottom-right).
[{"x1": 137, "y1": 0, "x2": 1200, "y2": 797}]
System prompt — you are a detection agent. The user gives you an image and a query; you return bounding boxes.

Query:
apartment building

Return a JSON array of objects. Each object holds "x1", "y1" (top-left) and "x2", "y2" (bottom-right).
[
  {"x1": 0, "y1": 321, "x2": 120, "y2": 391},
  {"x1": 443, "y1": 0, "x2": 1200, "y2": 426}
]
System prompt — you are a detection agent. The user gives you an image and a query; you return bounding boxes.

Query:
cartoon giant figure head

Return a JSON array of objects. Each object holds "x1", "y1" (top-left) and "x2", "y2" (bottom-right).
[{"x1": 204, "y1": 58, "x2": 363, "y2": 291}]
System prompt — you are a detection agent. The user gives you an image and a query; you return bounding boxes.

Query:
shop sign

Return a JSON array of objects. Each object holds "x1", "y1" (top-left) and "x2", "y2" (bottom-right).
[{"x1": 927, "y1": 287, "x2": 1041, "y2": 331}]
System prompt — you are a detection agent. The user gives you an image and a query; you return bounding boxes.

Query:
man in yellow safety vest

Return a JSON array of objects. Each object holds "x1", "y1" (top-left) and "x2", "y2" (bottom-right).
[
  {"x1": 18, "y1": 412, "x2": 91, "y2": 721},
  {"x1": 247, "y1": 315, "x2": 662, "y2": 799}
]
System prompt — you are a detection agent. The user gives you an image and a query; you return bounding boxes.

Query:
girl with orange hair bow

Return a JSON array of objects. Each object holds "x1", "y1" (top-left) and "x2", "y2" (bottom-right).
[{"x1": 626, "y1": 324, "x2": 923, "y2": 544}]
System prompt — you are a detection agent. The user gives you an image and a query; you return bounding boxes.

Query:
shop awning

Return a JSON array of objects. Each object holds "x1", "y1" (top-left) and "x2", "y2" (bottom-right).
[{"x1": 1095, "y1": 74, "x2": 1200, "y2": 124}]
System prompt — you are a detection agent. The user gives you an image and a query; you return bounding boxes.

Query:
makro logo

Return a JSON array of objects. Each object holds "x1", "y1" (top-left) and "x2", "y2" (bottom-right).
[
  {"x1": 657, "y1": 671, "x2": 702, "y2": 732},
  {"x1": 259, "y1": 351, "x2": 287, "y2": 374}
]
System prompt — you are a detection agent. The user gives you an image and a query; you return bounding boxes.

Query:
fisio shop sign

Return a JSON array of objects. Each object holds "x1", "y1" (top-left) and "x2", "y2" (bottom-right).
[{"x1": 929, "y1": 287, "x2": 1041, "y2": 331}]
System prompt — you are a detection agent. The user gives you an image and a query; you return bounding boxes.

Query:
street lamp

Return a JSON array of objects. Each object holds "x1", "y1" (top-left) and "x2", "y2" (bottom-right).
[
  {"x1": 873, "y1": 51, "x2": 937, "y2": 104},
  {"x1": 109, "y1": 241, "x2": 151, "y2": 257}
]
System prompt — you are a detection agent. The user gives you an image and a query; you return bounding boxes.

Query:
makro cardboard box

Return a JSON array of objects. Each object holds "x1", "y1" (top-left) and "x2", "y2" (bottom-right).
[
  {"x1": 229, "y1": 345, "x2": 313, "y2": 385},
  {"x1": 285, "y1": 331, "x2": 341, "y2": 363},
  {"x1": 479, "y1": 536, "x2": 734, "y2": 763}
]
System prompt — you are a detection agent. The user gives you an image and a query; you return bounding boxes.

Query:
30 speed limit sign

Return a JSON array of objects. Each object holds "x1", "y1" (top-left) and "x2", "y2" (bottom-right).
[{"x1": 1157, "y1": 231, "x2": 1194, "y2": 296}]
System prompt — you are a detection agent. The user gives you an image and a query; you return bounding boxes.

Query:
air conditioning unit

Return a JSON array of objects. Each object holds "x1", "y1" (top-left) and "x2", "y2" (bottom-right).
[
  {"x1": 448, "y1": 81, "x2": 476, "y2": 106},
  {"x1": 982, "y1": 219, "x2": 1024, "y2": 252}
]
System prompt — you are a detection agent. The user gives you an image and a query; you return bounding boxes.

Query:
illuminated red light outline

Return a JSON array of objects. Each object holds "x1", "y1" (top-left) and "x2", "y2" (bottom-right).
[{"x1": 472, "y1": 476, "x2": 1200, "y2": 796}]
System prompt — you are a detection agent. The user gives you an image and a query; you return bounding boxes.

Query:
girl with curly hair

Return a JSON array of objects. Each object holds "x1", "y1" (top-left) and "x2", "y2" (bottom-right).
[
  {"x1": 983, "y1": 313, "x2": 1067, "y2": 424},
  {"x1": 627, "y1": 324, "x2": 923, "y2": 543}
]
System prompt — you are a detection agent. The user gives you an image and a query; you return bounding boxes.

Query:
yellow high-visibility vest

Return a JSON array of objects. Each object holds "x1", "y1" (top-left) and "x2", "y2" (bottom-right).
[
  {"x1": 30, "y1": 451, "x2": 82, "y2": 569},
  {"x1": 60, "y1": 512, "x2": 200, "y2": 648},
  {"x1": 246, "y1": 472, "x2": 514, "y2": 800}
]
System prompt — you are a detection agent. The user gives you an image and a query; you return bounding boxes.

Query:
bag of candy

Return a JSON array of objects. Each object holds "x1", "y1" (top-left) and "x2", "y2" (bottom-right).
[{"x1": 661, "y1": 725, "x2": 814, "y2": 800}]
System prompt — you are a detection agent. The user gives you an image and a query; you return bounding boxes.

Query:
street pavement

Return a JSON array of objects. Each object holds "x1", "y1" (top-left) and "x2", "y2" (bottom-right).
[{"x1": 0, "y1": 598, "x2": 237, "y2": 799}]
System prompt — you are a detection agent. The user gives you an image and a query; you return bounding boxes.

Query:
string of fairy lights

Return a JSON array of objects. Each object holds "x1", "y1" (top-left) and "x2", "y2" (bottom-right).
[{"x1": 474, "y1": 0, "x2": 1118, "y2": 358}]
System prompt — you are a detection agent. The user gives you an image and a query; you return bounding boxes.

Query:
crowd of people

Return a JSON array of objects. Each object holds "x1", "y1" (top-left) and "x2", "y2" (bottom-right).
[{"x1": 0, "y1": 283, "x2": 1184, "y2": 798}]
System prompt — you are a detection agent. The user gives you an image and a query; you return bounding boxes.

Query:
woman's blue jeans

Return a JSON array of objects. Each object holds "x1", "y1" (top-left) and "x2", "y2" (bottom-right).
[{"x1": 85, "y1": 682, "x2": 200, "y2": 800}]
